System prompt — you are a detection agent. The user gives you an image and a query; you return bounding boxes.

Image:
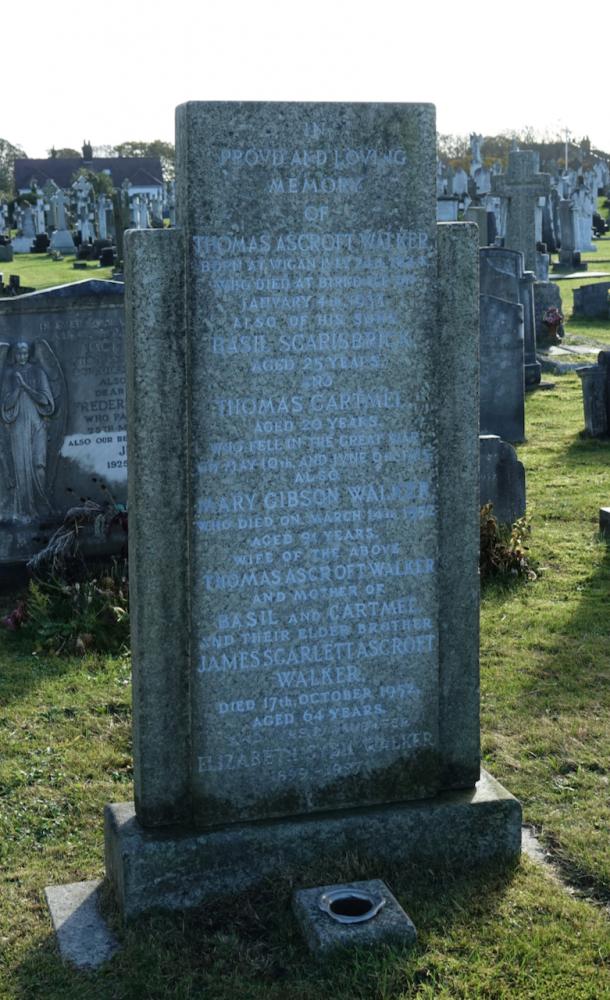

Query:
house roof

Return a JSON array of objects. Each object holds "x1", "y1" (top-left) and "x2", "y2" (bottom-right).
[{"x1": 15, "y1": 157, "x2": 164, "y2": 191}]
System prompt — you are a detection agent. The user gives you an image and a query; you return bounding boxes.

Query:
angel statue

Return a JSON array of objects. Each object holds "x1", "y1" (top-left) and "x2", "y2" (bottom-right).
[{"x1": 0, "y1": 340, "x2": 66, "y2": 519}]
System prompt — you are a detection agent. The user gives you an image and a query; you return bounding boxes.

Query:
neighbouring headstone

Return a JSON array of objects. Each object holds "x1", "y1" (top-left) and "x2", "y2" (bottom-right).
[
  {"x1": 600, "y1": 507, "x2": 610, "y2": 538},
  {"x1": 12, "y1": 205, "x2": 36, "y2": 253},
  {"x1": 571, "y1": 178, "x2": 595, "y2": 253},
  {"x1": 451, "y1": 167, "x2": 469, "y2": 197},
  {"x1": 479, "y1": 435, "x2": 526, "y2": 525},
  {"x1": 464, "y1": 206, "x2": 490, "y2": 247},
  {"x1": 103, "y1": 101, "x2": 521, "y2": 921},
  {"x1": 491, "y1": 151, "x2": 551, "y2": 278},
  {"x1": 49, "y1": 189, "x2": 76, "y2": 256},
  {"x1": 436, "y1": 196, "x2": 459, "y2": 221},
  {"x1": 0, "y1": 279, "x2": 126, "y2": 563},
  {"x1": 576, "y1": 350, "x2": 610, "y2": 437},
  {"x1": 479, "y1": 293, "x2": 525, "y2": 443},
  {"x1": 572, "y1": 281, "x2": 610, "y2": 319},
  {"x1": 534, "y1": 281, "x2": 564, "y2": 347},
  {"x1": 480, "y1": 246, "x2": 540, "y2": 387}
]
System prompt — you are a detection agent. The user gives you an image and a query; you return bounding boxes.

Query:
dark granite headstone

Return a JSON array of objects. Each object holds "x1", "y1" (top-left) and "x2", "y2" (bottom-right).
[
  {"x1": 99, "y1": 247, "x2": 115, "y2": 268},
  {"x1": 101, "y1": 101, "x2": 521, "y2": 920},
  {"x1": 534, "y1": 281, "x2": 563, "y2": 347},
  {"x1": 0, "y1": 279, "x2": 126, "y2": 563},
  {"x1": 480, "y1": 246, "x2": 541, "y2": 386},
  {"x1": 576, "y1": 363, "x2": 608, "y2": 436},
  {"x1": 480, "y1": 435, "x2": 526, "y2": 525},
  {"x1": 32, "y1": 233, "x2": 51, "y2": 253},
  {"x1": 479, "y1": 294, "x2": 525, "y2": 443},
  {"x1": 572, "y1": 281, "x2": 610, "y2": 319}
]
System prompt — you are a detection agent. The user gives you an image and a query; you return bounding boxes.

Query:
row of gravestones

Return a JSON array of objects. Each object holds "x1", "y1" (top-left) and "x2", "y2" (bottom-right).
[
  {"x1": 3, "y1": 181, "x2": 178, "y2": 255},
  {"x1": 438, "y1": 165, "x2": 602, "y2": 274},
  {"x1": 2, "y1": 104, "x2": 527, "y2": 937},
  {"x1": 437, "y1": 135, "x2": 609, "y2": 205}
]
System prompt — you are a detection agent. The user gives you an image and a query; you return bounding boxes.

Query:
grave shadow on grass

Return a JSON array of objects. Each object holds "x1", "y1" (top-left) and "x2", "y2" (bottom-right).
[
  {"x1": 13, "y1": 856, "x2": 521, "y2": 1000},
  {"x1": 0, "y1": 631, "x2": 101, "y2": 709},
  {"x1": 561, "y1": 432, "x2": 610, "y2": 465},
  {"x1": 503, "y1": 536, "x2": 610, "y2": 708}
]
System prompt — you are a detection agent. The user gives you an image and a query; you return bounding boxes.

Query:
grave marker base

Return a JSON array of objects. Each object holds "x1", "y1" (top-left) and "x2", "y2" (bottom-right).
[{"x1": 104, "y1": 770, "x2": 521, "y2": 921}]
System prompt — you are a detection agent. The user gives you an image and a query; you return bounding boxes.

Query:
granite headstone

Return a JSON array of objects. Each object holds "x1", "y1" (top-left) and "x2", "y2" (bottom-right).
[
  {"x1": 480, "y1": 246, "x2": 541, "y2": 387},
  {"x1": 0, "y1": 279, "x2": 126, "y2": 562},
  {"x1": 491, "y1": 151, "x2": 551, "y2": 278},
  {"x1": 572, "y1": 281, "x2": 610, "y2": 320},
  {"x1": 103, "y1": 101, "x2": 521, "y2": 920},
  {"x1": 479, "y1": 294, "x2": 525, "y2": 443},
  {"x1": 480, "y1": 435, "x2": 526, "y2": 525}
]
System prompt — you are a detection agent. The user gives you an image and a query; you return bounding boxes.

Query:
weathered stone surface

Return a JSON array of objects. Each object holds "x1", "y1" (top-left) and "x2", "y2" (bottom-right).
[
  {"x1": 0, "y1": 279, "x2": 126, "y2": 563},
  {"x1": 104, "y1": 770, "x2": 522, "y2": 920},
  {"x1": 129, "y1": 101, "x2": 459, "y2": 831},
  {"x1": 437, "y1": 223, "x2": 480, "y2": 788},
  {"x1": 104, "y1": 102, "x2": 517, "y2": 920},
  {"x1": 45, "y1": 880, "x2": 119, "y2": 969},
  {"x1": 124, "y1": 229, "x2": 190, "y2": 828},
  {"x1": 479, "y1": 294, "x2": 525, "y2": 444},
  {"x1": 491, "y1": 152, "x2": 551, "y2": 276},
  {"x1": 577, "y1": 364, "x2": 608, "y2": 436},
  {"x1": 479, "y1": 247, "x2": 540, "y2": 387},
  {"x1": 480, "y1": 435, "x2": 526, "y2": 525},
  {"x1": 292, "y1": 878, "x2": 417, "y2": 955}
]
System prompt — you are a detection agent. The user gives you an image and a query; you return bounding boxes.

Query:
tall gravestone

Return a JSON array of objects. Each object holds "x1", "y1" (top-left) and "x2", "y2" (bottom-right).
[
  {"x1": 491, "y1": 151, "x2": 550, "y2": 279},
  {"x1": 0, "y1": 280, "x2": 126, "y2": 563},
  {"x1": 480, "y1": 246, "x2": 540, "y2": 387},
  {"x1": 479, "y1": 293, "x2": 525, "y2": 443},
  {"x1": 104, "y1": 102, "x2": 521, "y2": 920}
]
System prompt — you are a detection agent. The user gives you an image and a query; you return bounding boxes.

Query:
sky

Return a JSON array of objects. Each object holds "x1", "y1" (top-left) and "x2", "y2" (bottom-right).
[{"x1": 8, "y1": 0, "x2": 609, "y2": 158}]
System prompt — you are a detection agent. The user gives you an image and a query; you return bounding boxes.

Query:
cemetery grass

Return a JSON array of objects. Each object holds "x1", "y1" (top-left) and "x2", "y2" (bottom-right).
[
  {"x1": 558, "y1": 233, "x2": 610, "y2": 343},
  {"x1": 481, "y1": 371, "x2": 610, "y2": 903},
  {"x1": 2, "y1": 253, "x2": 113, "y2": 291},
  {"x1": 0, "y1": 380, "x2": 609, "y2": 997}
]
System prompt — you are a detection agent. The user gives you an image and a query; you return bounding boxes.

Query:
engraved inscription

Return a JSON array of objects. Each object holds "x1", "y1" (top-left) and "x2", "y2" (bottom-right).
[{"x1": 189, "y1": 107, "x2": 438, "y2": 814}]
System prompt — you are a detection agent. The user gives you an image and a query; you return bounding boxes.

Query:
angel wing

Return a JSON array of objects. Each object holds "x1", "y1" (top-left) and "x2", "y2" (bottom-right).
[
  {"x1": 31, "y1": 339, "x2": 67, "y2": 497},
  {"x1": 0, "y1": 342, "x2": 13, "y2": 518}
]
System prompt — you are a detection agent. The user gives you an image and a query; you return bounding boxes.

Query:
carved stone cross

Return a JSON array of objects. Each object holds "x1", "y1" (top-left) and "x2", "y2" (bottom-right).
[{"x1": 491, "y1": 151, "x2": 551, "y2": 273}]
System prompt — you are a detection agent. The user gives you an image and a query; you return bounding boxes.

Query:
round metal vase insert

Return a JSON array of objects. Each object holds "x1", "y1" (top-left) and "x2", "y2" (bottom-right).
[{"x1": 318, "y1": 887, "x2": 386, "y2": 924}]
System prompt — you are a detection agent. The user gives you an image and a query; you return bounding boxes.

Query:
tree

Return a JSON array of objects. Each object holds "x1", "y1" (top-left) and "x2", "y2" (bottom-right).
[
  {"x1": 93, "y1": 144, "x2": 118, "y2": 158},
  {"x1": 47, "y1": 147, "x2": 81, "y2": 159},
  {"x1": 437, "y1": 134, "x2": 469, "y2": 159},
  {"x1": 0, "y1": 138, "x2": 27, "y2": 200},
  {"x1": 114, "y1": 139, "x2": 175, "y2": 180},
  {"x1": 71, "y1": 167, "x2": 115, "y2": 196}
]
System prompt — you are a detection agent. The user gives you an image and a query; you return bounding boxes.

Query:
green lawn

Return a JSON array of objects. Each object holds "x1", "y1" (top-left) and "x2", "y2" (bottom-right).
[
  {"x1": 1, "y1": 252, "x2": 114, "y2": 292},
  {"x1": 554, "y1": 233, "x2": 610, "y2": 345},
  {"x1": 0, "y1": 267, "x2": 609, "y2": 998}
]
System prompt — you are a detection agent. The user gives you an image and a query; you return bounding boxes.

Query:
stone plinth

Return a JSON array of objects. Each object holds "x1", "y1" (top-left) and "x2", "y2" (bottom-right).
[{"x1": 105, "y1": 771, "x2": 522, "y2": 920}]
